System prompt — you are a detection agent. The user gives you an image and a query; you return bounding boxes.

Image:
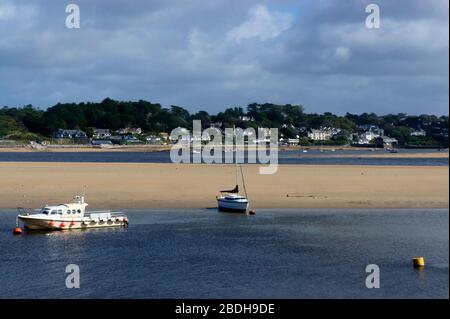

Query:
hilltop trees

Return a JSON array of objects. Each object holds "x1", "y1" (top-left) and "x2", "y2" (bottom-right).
[{"x1": 0, "y1": 98, "x2": 448, "y2": 147}]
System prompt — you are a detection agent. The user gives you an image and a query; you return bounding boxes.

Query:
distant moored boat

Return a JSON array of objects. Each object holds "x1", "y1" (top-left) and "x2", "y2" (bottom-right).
[
  {"x1": 217, "y1": 126, "x2": 250, "y2": 214},
  {"x1": 217, "y1": 185, "x2": 249, "y2": 213}
]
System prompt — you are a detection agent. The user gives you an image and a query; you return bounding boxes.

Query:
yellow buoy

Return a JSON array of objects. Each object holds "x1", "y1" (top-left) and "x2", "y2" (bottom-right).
[{"x1": 413, "y1": 257, "x2": 425, "y2": 268}]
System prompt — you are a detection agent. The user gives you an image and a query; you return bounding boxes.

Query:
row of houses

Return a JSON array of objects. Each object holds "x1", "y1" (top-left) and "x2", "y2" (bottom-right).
[
  {"x1": 307, "y1": 127, "x2": 342, "y2": 141},
  {"x1": 53, "y1": 127, "x2": 178, "y2": 146},
  {"x1": 53, "y1": 129, "x2": 88, "y2": 139},
  {"x1": 299, "y1": 125, "x2": 399, "y2": 148},
  {"x1": 53, "y1": 128, "x2": 142, "y2": 139},
  {"x1": 54, "y1": 124, "x2": 428, "y2": 148}
]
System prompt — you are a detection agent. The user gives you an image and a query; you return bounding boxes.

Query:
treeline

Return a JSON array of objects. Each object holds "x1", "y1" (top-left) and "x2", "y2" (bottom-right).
[{"x1": 0, "y1": 98, "x2": 448, "y2": 146}]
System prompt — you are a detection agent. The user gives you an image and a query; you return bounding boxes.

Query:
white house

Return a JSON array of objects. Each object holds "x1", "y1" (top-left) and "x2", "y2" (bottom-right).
[
  {"x1": 382, "y1": 137, "x2": 398, "y2": 148},
  {"x1": 308, "y1": 127, "x2": 341, "y2": 141},
  {"x1": 53, "y1": 129, "x2": 87, "y2": 139},
  {"x1": 358, "y1": 131, "x2": 380, "y2": 144},
  {"x1": 411, "y1": 129, "x2": 426, "y2": 137},
  {"x1": 92, "y1": 129, "x2": 111, "y2": 139},
  {"x1": 145, "y1": 135, "x2": 162, "y2": 144},
  {"x1": 118, "y1": 127, "x2": 142, "y2": 135},
  {"x1": 358, "y1": 125, "x2": 384, "y2": 144},
  {"x1": 238, "y1": 116, "x2": 254, "y2": 122}
]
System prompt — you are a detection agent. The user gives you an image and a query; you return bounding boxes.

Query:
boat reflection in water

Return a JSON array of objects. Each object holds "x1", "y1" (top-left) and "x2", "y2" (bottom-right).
[{"x1": 21, "y1": 226, "x2": 128, "y2": 237}]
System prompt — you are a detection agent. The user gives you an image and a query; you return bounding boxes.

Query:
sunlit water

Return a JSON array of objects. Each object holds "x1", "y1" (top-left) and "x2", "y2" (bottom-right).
[{"x1": 0, "y1": 209, "x2": 448, "y2": 298}]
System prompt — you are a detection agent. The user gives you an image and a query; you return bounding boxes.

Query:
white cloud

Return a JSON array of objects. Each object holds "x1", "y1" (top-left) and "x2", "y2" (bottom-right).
[
  {"x1": 227, "y1": 5, "x2": 293, "y2": 43},
  {"x1": 333, "y1": 46, "x2": 351, "y2": 61},
  {"x1": 321, "y1": 18, "x2": 449, "y2": 53},
  {"x1": 0, "y1": 0, "x2": 448, "y2": 115},
  {"x1": 0, "y1": 1, "x2": 16, "y2": 20}
]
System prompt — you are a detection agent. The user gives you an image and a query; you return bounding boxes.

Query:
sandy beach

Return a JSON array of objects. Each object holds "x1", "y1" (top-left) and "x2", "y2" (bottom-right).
[{"x1": 0, "y1": 162, "x2": 447, "y2": 210}]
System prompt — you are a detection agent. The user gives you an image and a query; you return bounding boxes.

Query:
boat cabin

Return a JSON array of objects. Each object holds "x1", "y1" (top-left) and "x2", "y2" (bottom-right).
[{"x1": 40, "y1": 196, "x2": 88, "y2": 217}]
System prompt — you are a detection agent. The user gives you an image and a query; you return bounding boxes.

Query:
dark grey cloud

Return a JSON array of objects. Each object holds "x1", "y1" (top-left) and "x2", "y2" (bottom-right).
[{"x1": 0, "y1": 0, "x2": 448, "y2": 115}]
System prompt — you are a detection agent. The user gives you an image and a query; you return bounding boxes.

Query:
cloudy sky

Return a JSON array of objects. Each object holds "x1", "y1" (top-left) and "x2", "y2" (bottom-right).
[{"x1": 0, "y1": 0, "x2": 448, "y2": 115}]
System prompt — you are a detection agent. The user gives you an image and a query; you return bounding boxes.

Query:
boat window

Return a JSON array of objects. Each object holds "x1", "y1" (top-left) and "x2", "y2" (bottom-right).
[
  {"x1": 72, "y1": 210, "x2": 76, "y2": 214},
  {"x1": 42, "y1": 209, "x2": 50, "y2": 215},
  {"x1": 77, "y1": 209, "x2": 81, "y2": 214},
  {"x1": 51, "y1": 210, "x2": 58, "y2": 215},
  {"x1": 67, "y1": 210, "x2": 71, "y2": 214}
]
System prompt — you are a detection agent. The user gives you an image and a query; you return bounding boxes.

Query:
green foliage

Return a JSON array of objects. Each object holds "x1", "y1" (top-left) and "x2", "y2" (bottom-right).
[
  {"x1": 0, "y1": 100, "x2": 448, "y2": 147},
  {"x1": 246, "y1": 103, "x2": 305, "y2": 128},
  {"x1": 85, "y1": 127, "x2": 94, "y2": 138},
  {"x1": 332, "y1": 130, "x2": 352, "y2": 144},
  {"x1": 298, "y1": 137, "x2": 311, "y2": 146},
  {"x1": 0, "y1": 115, "x2": 28, "y2": 137},
  {"x1": 191, "y1": 111, "x2": 211, "y2": 129}
]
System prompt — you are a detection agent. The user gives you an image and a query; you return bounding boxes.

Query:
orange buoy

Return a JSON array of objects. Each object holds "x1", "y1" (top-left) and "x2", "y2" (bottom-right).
[
  {"x1": 249, "y1": 210, "x2": 256, "y2": 215},
  {"x1": 59, "y1": 222, "x2": 66, "y2": 228},
  {"x1": 13, "y1": 227, "x2": 22, "y2": 235}
]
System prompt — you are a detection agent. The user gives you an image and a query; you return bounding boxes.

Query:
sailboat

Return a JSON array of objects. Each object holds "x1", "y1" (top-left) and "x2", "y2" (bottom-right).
[{"x1": 217, "y1": 127, "x2": 249, "y2": 213}]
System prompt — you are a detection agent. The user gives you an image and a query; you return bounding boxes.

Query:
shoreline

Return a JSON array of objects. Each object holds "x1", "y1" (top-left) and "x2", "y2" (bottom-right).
[
  {"x1": 0, "y1": 145, "x2": 172, "y2": 152},
  {"x1": 0, "y1": 162, "x2": 448, "y2": 210},
  {"x1": 0, "y1": 145, "x2": 448, "y2": 159}
]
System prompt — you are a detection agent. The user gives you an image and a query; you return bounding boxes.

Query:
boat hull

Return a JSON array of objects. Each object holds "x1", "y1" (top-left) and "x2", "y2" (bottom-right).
[
  {"x1": 18, "y1": 216, "x2": 128, "y2": 230},
  {"x1": 217, "y1": 198, "x2": 249, "y2": 213}
]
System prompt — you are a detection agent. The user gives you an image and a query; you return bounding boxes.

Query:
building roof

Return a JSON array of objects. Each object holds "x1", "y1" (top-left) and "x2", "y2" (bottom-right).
[{"x1": 55, "y1": 129, "x2": 85, "y2": 133}]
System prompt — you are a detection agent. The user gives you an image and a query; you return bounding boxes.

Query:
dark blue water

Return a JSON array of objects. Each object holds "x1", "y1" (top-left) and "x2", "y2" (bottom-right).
[
  {"x1": 0, "y1": 149, "x2": 448, "y2": 166},
  {"x1": 0, "y1": 209, "x2": 448, "y2": 298}
]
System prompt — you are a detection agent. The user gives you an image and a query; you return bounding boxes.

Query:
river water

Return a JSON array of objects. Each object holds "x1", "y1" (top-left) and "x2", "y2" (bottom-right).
[
  {"x1": 0, "y1": 209, "x2": 447, "y2": 298},
  {"x1": 0, "y1": 149, "x2": 448, "y2": 166}
]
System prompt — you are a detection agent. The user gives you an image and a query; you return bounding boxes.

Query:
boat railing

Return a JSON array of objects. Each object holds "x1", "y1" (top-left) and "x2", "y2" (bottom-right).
[
  {"x1": 16, "y1": 207, "x2": 39, "y2": 216},
  {"x1": 17, "y1": 207, "x2": 127, "y2": 218},
  {"x1": 85, "y1": 210, "x2": 112, "y2": 215},
  {"x1": 84, "y1": 211, "x2": 127, "y2": 218}
]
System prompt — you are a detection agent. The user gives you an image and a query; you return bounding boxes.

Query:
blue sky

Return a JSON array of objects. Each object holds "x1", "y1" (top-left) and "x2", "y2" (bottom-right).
[{"x1": 0, "y1": 0, "x2": 448, "y2": 115}]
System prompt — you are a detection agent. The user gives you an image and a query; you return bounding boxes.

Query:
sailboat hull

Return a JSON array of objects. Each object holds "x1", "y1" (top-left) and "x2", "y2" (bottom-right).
[{"x1": 217, "y1": 197, "x2": 249, "y2": 213}]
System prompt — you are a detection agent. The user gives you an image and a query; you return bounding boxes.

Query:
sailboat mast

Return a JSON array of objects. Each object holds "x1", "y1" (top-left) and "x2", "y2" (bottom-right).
[
  {"x1": 239, "y1": 164, "x2": 248, "y2": 199},
  {"x1": 234, "y1": 125, "x2": 238, "y2": 187}
]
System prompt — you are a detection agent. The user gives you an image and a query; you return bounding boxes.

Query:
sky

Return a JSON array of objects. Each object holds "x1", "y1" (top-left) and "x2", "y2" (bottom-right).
[{"x1": 0, "y1": 0, "x2": 448, "y2": 115}]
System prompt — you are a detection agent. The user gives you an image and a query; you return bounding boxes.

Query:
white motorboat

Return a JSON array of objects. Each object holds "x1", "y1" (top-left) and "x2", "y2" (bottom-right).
[{"x1": 17, "y1": 195, "x2": 128, "y2": 231}]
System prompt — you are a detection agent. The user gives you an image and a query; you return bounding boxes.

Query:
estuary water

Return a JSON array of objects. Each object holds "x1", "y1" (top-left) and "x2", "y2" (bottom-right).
[
  {"x1": 0, "y1": 209, "x2": 448, "y2": 299},
  {"x1": 0, "y1": 149, "x2": 448, "y2": 166}
]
